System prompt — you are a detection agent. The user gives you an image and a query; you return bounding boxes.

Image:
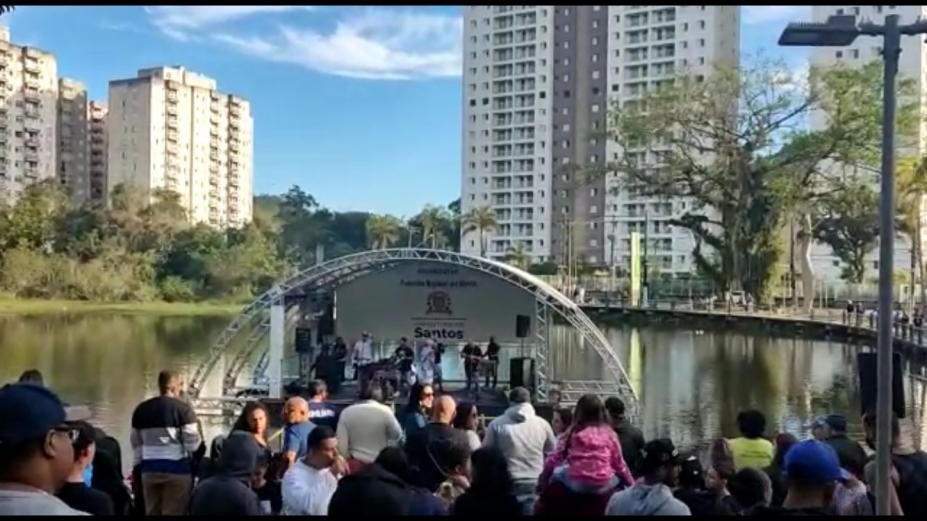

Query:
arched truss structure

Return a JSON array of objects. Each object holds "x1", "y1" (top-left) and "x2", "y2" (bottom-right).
[{"x1": 187, "y1": 248, "x2": 638, "y2": 413}]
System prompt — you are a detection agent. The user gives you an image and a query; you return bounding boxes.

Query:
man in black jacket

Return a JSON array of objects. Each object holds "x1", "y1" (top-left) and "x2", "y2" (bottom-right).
[
  {"x1": 821, "y1": 415, "x2": 866, "y2": 477},
  {"x1": 404, "y1": 395, "x2": 471, "y2": 492},
  {"x1": 189, "y1": 431, "x2": 262, "y2": 516},
  {"x1": 605, "y1": 396, "x2": 645, "y2": 477},
  {"x1": 328, "y1": 462, "x2": 410, "y2": 516}
]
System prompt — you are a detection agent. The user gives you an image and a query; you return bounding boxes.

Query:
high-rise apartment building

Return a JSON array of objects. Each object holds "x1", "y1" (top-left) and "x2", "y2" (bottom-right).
[
  {"x1": 108, "y1": 66, "x2": 253, "y2": 228},
  {"x1": 57, "y1": 77, "x2": 88, "y2": 203},
  {"x1": 87, "y1": 100, "x2": 107, "y2": 203},
  {"x1": 461, "y1": 6, "x2": 740, "y2": 272},
  {"x1": 0, "y1": 27, "x2": 58, "y2": 206},
  {"x1": 809, "y1": 5, "x2": 926, "y2": 282}
]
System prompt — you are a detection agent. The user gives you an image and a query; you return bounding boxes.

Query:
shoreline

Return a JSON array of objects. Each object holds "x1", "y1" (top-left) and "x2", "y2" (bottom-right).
[{"x1": 0, "y1": 298, "x2": 242, "y2": 316}]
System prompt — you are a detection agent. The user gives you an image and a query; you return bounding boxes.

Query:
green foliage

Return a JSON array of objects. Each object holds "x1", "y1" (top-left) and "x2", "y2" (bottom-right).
[
  {"x1": 462, "y1": 206, "x2": 497, "y2": 257},
  {"x1": 159, "y1": 276, "x2": 199, "y2": 303},
  {"x1": 528, "y1": 262, "x2": 559, "y2": 276},
  {"x1": 365, "y1": 214, "x2": 401, "y2": 249},
  {"x1": 813, "y1": 182, "x2": 880, "y2": 284}
]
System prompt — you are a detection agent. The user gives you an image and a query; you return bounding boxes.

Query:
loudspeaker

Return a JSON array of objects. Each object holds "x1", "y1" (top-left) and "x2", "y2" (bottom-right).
[
  {"x1": 516, "y1": 314, "x2": 531, "y2": 338},
  {"x1": 509, "y1": 357, "x2": 534, "y2": 389},
  {"x1": 857, "y1": 352, "x2": 905, "y2": 419},
  {"x1": 318, "y1": 303, "x2": 335, "y2": 336},
  {"x1": 294, "y1": 327, "x2": 313, "y2": 354}
]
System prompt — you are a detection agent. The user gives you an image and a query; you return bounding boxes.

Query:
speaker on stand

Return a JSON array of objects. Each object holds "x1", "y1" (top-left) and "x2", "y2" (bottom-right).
[{"x1": 511, "y1": 314, "x2": 534, "y2": 392}]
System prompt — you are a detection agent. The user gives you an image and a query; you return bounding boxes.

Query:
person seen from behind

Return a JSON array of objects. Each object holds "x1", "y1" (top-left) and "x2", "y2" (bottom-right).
[
  {"x1": 605, "y1": 396, "x2": 645, "y2": 478},
  {"x1": 130, "y1": 370, "x2": 202, "y2": 516},
  {"x1": 705, "y1": 455, "x2": 739, "y2": 514},
  {"x1": 536, "y1": 394, "x2": 635, "y2": 516},
  {"x1": 336, "y1": 386, "x2": 403, "y2": 473},
  {"x1": 281, "y1": 425, "x2": 346, "y2": 515},
  {"x1": 751, "y1": 439, "x2": 844, "y2": 515},
  {"x1": 452, "y1": 401, "x2": 483, "y2": 452},
  {"x1": 451, "y1": 447, "x2": 523, "y2": 517},
  {"x1": 374, "y1": 447, "x2": 448, "y2": 515},
  {"x1": 0, "y1": 383, "x2": 88, "y2": 515},
  {"x1": 435, "y1": 442, "x2": 472, "y2": 505},
  {"x1": 727, "y1": 467, "x2": 772, "y2": 515},
  {"x1": 307, "y1": 380, "x2": 338, "y2": 430},
  {"x1": 282, "y1": 396, "x2": 314, "y2": 468},
  {"x1": 17, "y1": 369, "x2": 44, "y2": 387},
  {"x1": 729, "y1": 409, "x2": 774, "y2": 470},
  {"x1": 673, "y1": 454, "x2": 733, "y2": 516},
  {"x1": 820, "y1": 414, "x2": 867, "y2": 481},
  {"x1": 863, "y1": 409, "x2": 926, "y2": 517},
  {"x1": 189, "y1": 430, "x2": 262, "y2": 516},
  {"x1": 482, "y1": 386, "x2": 556, "y2": 513},
  {"x1": 763, "y1": 432, "x2": 797, "y2": 507},
  {"x1": 404, "y1": 395, "x2": 470, "y2": 492},
  {"x1": 56, "y1": 421, "x2": 114, "y2": 516},
  {"x1": 605, "y1": 438, "x2": 691, "y2": 515}
]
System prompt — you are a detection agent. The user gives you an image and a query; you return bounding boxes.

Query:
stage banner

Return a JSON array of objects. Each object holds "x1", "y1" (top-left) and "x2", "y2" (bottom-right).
[
  {"x1": 336, "y1": 261, "x2": 535, "y2": 344},
  {"x1": 630, "y1": 231, "x2": 641, "y2": 307}
]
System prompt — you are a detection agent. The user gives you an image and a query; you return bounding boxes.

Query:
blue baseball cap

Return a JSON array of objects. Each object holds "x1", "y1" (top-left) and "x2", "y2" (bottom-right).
[
  {"x1": 784, "y1": 439, "x2": 852, "y2": 485},
  {"x1": 0, "y1": 383, "x2": 85, "y2": 447}
]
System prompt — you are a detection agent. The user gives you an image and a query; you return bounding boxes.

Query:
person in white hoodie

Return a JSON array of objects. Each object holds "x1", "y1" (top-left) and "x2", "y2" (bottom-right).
[
  {"x1": 606, "y1": 439, "x2": 691, "y2": 516},
  {"x1": 482, "y1": 387, "x2": 556, "y2": 513}
]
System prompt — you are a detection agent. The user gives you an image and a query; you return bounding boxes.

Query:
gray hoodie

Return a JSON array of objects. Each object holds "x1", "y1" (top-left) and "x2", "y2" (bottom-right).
[
  {"x1": 606, "y1": 482, "x2": 691, "y2": 516},
  {"x1": 482, "y1": 403, "x2": 556, "y2": 483},
  {"x1": 189, "y1": 431, "x2": 262, "y2": 516}
]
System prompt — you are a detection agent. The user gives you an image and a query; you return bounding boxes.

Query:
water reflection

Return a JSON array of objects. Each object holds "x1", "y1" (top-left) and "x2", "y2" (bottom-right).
[{"x1": 1, "y1": 313, "x2": 923, "y2": 468}]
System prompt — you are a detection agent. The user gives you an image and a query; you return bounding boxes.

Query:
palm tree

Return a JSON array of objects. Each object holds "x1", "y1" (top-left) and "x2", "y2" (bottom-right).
[
  {"x1": 505, "y1": 242, "x2": 531, "y2": 269},
  {"x1": 0, "y1": 7, "x2": 14, "y2": 15},
  {"x1": 897, "y1": 156, "x2": 927, "y2": 312},
  {"x1": 462, "y1": 206, "x2": 497, "y2": 257},
  {"x1": 419, "y1": 204, "x2": 448, "y2": 249},
  {"x1": 365, "y1": 214, "x2": 400, "y2": 250}
]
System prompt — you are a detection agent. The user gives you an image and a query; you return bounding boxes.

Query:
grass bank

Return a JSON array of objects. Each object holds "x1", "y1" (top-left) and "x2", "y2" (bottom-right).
[{"x1": 0, "y1": 297, "x2": 242, "y2": 316}]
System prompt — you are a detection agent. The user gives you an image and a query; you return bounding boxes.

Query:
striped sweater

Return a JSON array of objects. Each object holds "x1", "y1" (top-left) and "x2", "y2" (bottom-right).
[{"x1": 130, "y1": 395, "x2": 201, "y2": 474}]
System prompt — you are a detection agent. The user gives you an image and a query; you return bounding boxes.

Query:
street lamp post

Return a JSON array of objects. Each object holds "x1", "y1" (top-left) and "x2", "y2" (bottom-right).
[{"x1": 779, "y1": 13, "x2": 927, "y2": 515}]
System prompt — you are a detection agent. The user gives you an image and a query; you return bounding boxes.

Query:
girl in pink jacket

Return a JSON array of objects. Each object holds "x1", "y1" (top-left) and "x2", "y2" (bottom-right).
[{"x1": 539, "y1": 394, "x2": 635, "y2": 494}]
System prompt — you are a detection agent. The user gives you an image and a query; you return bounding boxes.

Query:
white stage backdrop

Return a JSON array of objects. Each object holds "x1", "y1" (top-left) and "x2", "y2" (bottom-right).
[{"x1": 335, "y1": 261, "x2": 534, "y2": 343}]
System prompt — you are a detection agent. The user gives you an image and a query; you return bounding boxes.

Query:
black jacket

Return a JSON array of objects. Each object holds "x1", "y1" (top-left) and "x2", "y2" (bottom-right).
[
  {"x1": 328, "y1": 463, "x2": 411, "y2": 516},
  {"x1": 824, "y1": 435, "x2": 867, "y2": 474},
  {"x1": 452, "y1": 488, "x2": 522, "y2": 517},
  {"x1": 189, "y1": 431, "x2": 262, "y2": 516},
  {"x1": 615, "y1": 422, "x2": 646, "y2": 477},
  {"x1": 405, "y1": 422, "x2": 471, "y2": 492}
]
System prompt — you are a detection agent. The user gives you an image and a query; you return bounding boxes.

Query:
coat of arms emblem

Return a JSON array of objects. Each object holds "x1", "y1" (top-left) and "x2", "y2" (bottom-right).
[{"x1": 426, "y1": 291, "x2": 452, "y2": 315}]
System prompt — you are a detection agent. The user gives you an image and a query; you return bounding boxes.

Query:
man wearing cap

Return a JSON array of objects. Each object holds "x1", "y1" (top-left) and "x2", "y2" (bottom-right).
[
  {"x1": 0, "y1": 383, "x2": 90, "y2": 515},
  {"x1": 606, "y1": 439, "x2": 691, "y2": 516},
  {"x1": 753, "y1": 439, "x2": 846, "y2": 515}
]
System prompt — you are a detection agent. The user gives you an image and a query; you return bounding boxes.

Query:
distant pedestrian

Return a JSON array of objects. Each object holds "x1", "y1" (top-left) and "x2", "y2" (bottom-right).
[
  {"x1": 728, "y1": 409, "x2": 773, "y2": 470},
  {"x1": 0, "y1": 383, "x2": 88, "y2": 515},
  {"x1": 605, "y1": 396, "x2": 645, "y2": 477},
  {"x1": 130, "y1": 370, "x2": 202, "y2": 516},
  {"x1": 17, "y1": 369, "x2": 44, "y2": 387},
  {"x1": 605, "y1": 438, "x2": 691, "y2": 515}
]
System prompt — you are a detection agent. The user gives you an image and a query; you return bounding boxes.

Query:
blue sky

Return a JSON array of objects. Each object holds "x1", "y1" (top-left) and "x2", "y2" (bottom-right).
[{"x1": 4, "y1": 5, "x2": 810, "y2": 215}]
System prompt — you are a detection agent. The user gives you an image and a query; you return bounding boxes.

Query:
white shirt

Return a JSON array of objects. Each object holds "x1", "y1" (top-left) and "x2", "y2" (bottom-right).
[
  {"x1": 353, "y1": 339, "x2": 373, "y2": 365},
  {"x1": 336, "y1": 400, "x2": 403, "y2": 463},
  {"x1": 0, "y1": 487, "x2": 89, "y2": 516},
  {"x1": 281, "y1": 461, "x2": 339, "y2": 516}
]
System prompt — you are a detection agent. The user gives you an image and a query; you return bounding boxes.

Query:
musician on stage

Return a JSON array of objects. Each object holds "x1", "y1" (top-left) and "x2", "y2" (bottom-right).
[{"x1": 461, "y1": 342, "x2": 483, "y2": 396}]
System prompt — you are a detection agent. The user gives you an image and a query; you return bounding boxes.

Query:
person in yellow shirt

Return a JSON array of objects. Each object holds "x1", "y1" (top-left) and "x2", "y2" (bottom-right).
[{"x1": 728, "y1": 409, "x2": 774, "y2": 470}]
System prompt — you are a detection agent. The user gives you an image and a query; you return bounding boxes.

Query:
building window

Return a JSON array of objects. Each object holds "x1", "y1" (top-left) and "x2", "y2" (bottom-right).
[
  {"x1": 699, "y1": 38, "x2": 705, "y2": 47},
  {"x1": 836, "y1": 50, "x2": 843, "y2": 58},
  {"x1": 699, "y1": 20, "x2": 705, "y2": 29},
  {"x1": 592, "y1": 20, "x2": 599, "y2": 30},
  {"x1": 590, "y1": 239, "x2": 598, "y2": 247},
  {"x1": 592, "y1": 53, "x2": 599, "y2": 63},
  {"x1": 852, "y1": 49, "x2": 859, "y2": 59},
  {"x1": 836, "y1": 8, "x2": 844, "y2": 15},
  {"x1": 591, "y1": 104, "x2": 600, "y2": 113}
]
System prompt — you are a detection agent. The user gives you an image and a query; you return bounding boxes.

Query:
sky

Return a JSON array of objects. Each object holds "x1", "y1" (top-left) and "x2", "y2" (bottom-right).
[{"x1": 4, "y1": 5, "x2": 810, "y2": 215}]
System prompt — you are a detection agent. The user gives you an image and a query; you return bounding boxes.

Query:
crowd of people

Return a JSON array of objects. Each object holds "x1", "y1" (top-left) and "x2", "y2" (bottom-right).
[{"x1": 3, "y1": 366, "x2": 927, "y2": 516}]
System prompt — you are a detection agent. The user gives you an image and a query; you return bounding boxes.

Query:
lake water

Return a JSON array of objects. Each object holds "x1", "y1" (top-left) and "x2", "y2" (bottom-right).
[{"x1": 1, "y1": 312, "x2": 924, "y2": 470}]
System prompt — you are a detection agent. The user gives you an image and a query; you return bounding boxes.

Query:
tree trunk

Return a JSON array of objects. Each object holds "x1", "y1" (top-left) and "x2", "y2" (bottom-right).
[
  {"x1": 910, "y1": 230, "x2": 917, "y2": 315},
  {"x1": 799, "y1": 212, "x2": 815, "y2": 312},
  {"x1": 918, "y1": 196, "x2": 926, "y2": 314}
]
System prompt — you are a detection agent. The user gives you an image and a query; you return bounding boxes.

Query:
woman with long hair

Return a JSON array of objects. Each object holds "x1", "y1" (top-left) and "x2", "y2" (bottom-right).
[
  {"x1": 536, "y1": 394, "x2": 634, "y2": 515},
  {"x1": 551, "y1": 408, "x2": 573, "y2": 437},
  {"x1": 398, "y1": 382, "x2": 434, "y2": 440},
  {"x1": 232, "y1": 401, "x2": 270, "y2": 449},
  {"x1": 451, "y1": 447, "x2": 522, "y2": 516},
  {"x1": 452, "y1": 401, "x2": 482, "y2": 452}
]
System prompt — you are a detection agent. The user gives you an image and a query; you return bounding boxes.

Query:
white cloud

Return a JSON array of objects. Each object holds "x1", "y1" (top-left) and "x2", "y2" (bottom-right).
[
  {"x1": 147, "y1": 6, "x2": 316, "y2": 41},
  {"x1": 744, "y1": 5, "x2": 812, "y2": 25},
  {"x1": 212, "y1": 9, "x2": 462, "y2": 80}
]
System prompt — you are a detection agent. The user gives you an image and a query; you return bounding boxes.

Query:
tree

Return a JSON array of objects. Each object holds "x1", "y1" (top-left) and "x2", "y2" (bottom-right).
[
  {"x1": 505, "y1": 242, "x2": 531, "y2": 269},
  {"x1": 813, "y1": 182, "x2": 880, "y2": 284},
  {"x1": 462, "y1": 206, "x2": 497, "y2": 257},
  {"x1": 596, "y1": 59, "x2": 916, "y2": 305},
  {"x1": 365, "y1": 214, "x2": 401, "y2": 249},
  {"x1": 896, "y1": 156, "x2": 927, "y2": 312}
]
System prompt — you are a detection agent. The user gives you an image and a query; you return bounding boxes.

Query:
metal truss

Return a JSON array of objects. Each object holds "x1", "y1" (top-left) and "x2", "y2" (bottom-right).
[{"x1": 187, "y1": 248, "x2": 638, "y2": 413}]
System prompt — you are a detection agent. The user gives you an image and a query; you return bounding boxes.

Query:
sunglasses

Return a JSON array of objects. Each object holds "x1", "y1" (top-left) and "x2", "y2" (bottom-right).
[
  {"x1": 51, "y1": 426, "x2": 80, "y2": 444},
  {"x1": 423, "y1": 392, "x2": 435, "y2": 398}
]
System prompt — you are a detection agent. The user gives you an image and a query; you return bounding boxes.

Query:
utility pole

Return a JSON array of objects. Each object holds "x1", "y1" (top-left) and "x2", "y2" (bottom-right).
[
  {"x1": 643, "y1": 208, "x2": 650, "y2": 305},
  {"x1": 790, "y1": 216, "x2": 797, "y2": 309}
]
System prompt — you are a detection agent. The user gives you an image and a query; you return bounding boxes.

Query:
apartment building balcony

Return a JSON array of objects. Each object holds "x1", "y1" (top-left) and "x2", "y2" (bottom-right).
[
  {"x1": 23, "y1": 59, "x2": 41, "y2": 73},
  {"x1": 90, "y1": 135, "x2": 104, "y2": 146},
  {"x1": 166, "y1": 92, "x2": 178, "y2": 103},
  {"x1": 229, "y1": 106, "x2": 241, "y2": 117},
  {"x1": 23, "y1": 168, "x2": 39, "y2": 179},
  {"x1": 209, "y1": 163, "x2": 219, "y2": 174},
  {"x1": 24, "y1": 151, "x2": 39, "y2": 162},
  {"x1": 24, "y1": 137, "x2": 40, "y2": 148},
  {"x1": 166, "y1": 116, "x2": 179, "y2": 129},
  {"x1": 228, "y1": 177, "x2": 239, "y2": 187},
  {"x1": 24, "y1": 89, "x2": 41, "y2": 102},
  {"x1": 166, "y1": 130, "x2": 179, "y2": 142},
  {"x1": 228, "y1": 141, "x2": 239, "y2": 152}
]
